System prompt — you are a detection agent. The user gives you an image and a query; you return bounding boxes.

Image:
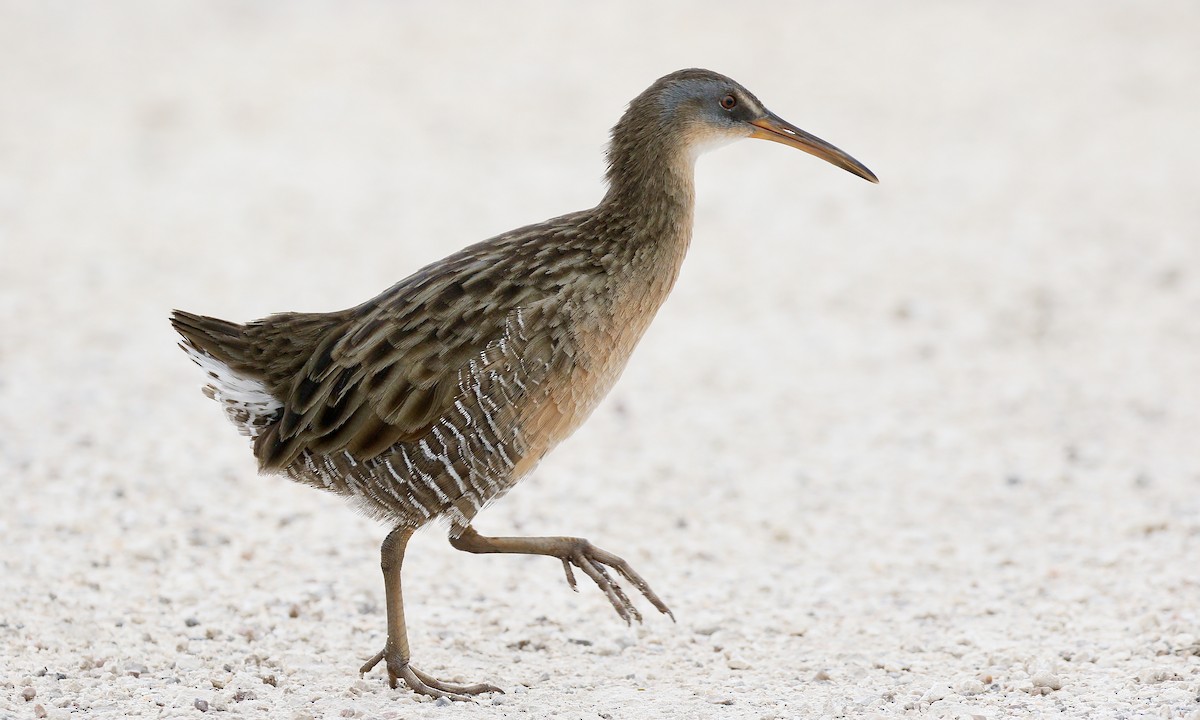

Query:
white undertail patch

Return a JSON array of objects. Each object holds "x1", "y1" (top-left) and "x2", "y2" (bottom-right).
[{"x1": 181, "y1": 343, "x2": 283, "y2": 439}]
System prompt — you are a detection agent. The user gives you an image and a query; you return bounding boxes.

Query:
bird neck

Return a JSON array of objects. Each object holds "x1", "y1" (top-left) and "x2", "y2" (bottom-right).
[
  {"x1": 600, "y1": 123, "x2": 697, "y2": 216},
  {"x1": 598, "y1": 131, "x2": 698, "y2": 268},
  {"x1": 589, "y1": 135, "x2": 699, "y2": 331}
]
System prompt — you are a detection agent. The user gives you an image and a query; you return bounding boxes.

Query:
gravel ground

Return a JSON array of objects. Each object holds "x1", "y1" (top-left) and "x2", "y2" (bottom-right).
[{"x1": 2, "y1": 2, "x2": 1199, "y2": 718}]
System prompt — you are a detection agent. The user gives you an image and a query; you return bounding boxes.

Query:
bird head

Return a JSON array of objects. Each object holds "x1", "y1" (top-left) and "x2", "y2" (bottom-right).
[{"x1": 612, "y1": 68, "x2": 878, "y2": 184}]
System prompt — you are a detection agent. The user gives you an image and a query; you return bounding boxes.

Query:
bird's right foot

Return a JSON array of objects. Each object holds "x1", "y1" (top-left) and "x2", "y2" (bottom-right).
[
  {"x1": 449, "y1": 527, "x2": 676, "y2": 625},
  {"x1": 359, "y1": 649, "x2": 502, "y2": 701},
  {"x1": 557, "y1": 538, "x2": 675, "y2": 625}
]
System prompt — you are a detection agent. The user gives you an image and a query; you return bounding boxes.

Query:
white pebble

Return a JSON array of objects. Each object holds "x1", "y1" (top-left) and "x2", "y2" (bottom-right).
[
  {"x1": 921, "y1": 684, "x2": 952, "y2": 703},
  {"x1": 955, "y1": 678, "x2": 985, "y2": 696},
  {"x1": 1136, "y1": 667, "x2": 1179, "y2": 684},
  {"x1": 1031, "y1": 672, "x2": 1062, "y2": 690}
]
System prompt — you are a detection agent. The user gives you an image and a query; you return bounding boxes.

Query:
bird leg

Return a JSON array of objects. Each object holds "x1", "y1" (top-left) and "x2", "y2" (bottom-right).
[
  {"x1": 449, "y1": 525, "x2": 674, "y2": 624},
  {"x1": 359, "y1": 525, "x2": 502, "y2": 701}
]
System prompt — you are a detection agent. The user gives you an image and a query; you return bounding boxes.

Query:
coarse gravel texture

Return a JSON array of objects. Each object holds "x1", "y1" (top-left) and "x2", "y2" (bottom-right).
[{"x1": 2, "y1": 2, "x2": 1199, "y2": 719}]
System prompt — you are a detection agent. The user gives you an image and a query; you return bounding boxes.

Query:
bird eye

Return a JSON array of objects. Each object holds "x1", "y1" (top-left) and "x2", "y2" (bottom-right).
[{"x1": 720, "y1": 94, "x2": 737, "y2": 110}]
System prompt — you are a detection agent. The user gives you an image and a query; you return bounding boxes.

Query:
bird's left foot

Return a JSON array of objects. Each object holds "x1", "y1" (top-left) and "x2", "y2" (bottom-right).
[{"x1": 359, "y1": 649, "x2": 502, "y2": 701}]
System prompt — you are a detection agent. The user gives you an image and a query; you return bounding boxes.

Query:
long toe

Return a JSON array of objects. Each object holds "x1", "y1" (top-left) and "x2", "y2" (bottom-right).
[
  {"x1": 399, "y1": 665, "x2": 500, "y2": 701},
  {"x1": 410, "y1": 665, "x2": 503, "y2": 696}
]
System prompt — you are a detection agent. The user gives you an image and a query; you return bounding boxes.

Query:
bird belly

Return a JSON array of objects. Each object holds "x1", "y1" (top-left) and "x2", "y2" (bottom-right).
[{"x1": 526, "y1": 289, "x2": 664, "y2": 450}]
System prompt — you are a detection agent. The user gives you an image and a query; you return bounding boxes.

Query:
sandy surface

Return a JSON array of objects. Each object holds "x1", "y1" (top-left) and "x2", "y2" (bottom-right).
[{"x1": 2, "y1": 2, "x2": 1199, "y2": 718}]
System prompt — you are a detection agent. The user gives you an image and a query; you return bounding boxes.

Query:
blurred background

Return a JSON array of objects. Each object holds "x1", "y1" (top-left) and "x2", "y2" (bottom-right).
[{"x1": 1, "y1": 2, "x2": 1197, "y2": 717}]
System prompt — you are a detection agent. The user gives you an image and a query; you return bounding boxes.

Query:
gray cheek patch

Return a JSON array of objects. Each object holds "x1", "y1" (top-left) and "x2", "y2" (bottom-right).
[{"x1": 657, "y1": 79, "x2": 724, "y2": 119}]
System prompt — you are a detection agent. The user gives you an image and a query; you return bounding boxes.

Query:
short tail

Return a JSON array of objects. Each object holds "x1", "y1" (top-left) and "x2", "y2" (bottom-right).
[
  {"x1": 171, "y1": 310, "x2": 282, "y2": 439},
  {"x1": 170, "y1": 309, "x2": 251, "y2": 368}
]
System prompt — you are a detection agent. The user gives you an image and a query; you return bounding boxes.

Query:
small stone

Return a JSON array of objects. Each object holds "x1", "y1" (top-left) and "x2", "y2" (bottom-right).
[
  {"x1": 126, "y1": 663, "x2": 149, "y2": 678},
  {"x1": 185, "y1": 617, "x2": 200, "y2": 627},
  {"x1": 812, "y1": 670, "x2": 831, "y2": 681},
  {"x1": 727, "y1": 656, "x2": 752, "y2": 670},
  {"x1": 1071, "y1": 649, "x2": 1095, "y2": 664},
  {"x1": 434, "y1": 697, "x2": 452, "y2": 707},
  {"x1": 955, "y1": 679, "x2": 985, "y2": 696},
  {"x1": 705, "y1": 695, "x2": 734, "y2": 705},
  {"x1": 340, "y1": 708, "x2": 356, "y2": 717},
  {"x1": 1031, "y1": 672, "x2": 1062, "y2": 690},
  {"x1": 1136, "y1": 667, "x2": 1180, "y2": 684},
  {"x1": 262, "y1": 674, "x2": 278, "y2": 687},
  {"x1": 921, "y1": 684, "x2": 951, "y2": 702},
  {"x1": 22, "y1": 687, "x2": 36, "y2": 701},
  {"x1": 194, "y1": 698, "x2": 209, "y2": 712},
  {"x1": 34, "y1": 704, "x2": 48, "y2": 718},
  {"x1": 233, "y1": 689, "x2": 257, "y2": 702}
]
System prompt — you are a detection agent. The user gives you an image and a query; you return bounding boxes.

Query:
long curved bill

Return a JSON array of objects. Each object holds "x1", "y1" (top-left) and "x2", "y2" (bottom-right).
[{"x1": 749, "y1": 113, "x2": 878, "y2": 183}]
